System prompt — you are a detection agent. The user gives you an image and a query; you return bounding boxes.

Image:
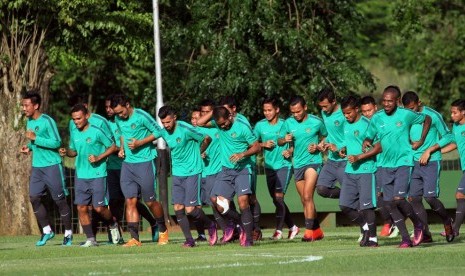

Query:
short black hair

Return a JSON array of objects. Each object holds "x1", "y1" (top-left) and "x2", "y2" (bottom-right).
[
  {"x1": 199, "y1": 99, "x2": 216, "y2": 108},
  {"x1": 383, "y1": 85, "x2": 402, "y2": 99},
  {"x1": 70, "y1": 103, "x2": 88, "y2": 115},
  {"x1": 360, "y1": 95, "x2": 376, "y2": 106},
  {"x1": 451, "y1": 99, "x2": 465, "y2": 111},
  {"x1": 23, "y1": 90, "x2": 42, "y2": 108},
  {"x1": 158, "y1": 105, "x2": 176, "y2": 119},
  {"x1": 68, "y1": 93, "x2": 88, "y2": 107},
  {"x1": 218, "y1": 95, "x2": 237, "y2": 108},
  {"x1": 110, "y1": 94, "x2": 130, "y2": 108},
  {"x1": 340, "y1": 95, "x2": 360, "y2": 110},
  {"x1": 289, "y1": 95, "x2": 306, "y2": 107},
  {"x1": 317, "y1": 87, "x2": 336, "y2": 102},
  {"x1": 262, "y1": 96, "x2": 281, "y2": 108},
  {"x1": 212, "y1": 106, "x2": 230, "y2": 121},
  {"x1": 401, "y1": 91, "x2": 419, "y2": 106}
]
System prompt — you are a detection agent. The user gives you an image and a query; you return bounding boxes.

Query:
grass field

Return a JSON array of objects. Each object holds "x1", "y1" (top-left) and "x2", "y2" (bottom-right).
[{"x1": 1, "y1": 225, "x2": 465, "y2": 275}]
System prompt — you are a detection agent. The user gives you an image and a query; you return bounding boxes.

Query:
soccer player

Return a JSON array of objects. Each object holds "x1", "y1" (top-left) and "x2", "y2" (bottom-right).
[
  {"x1": 219, "y1": 96, "x2": 263, "y2": 240},
  {"x1": 439, "y1": 99, "x2": 465, "y2": 237},
  {"x1": 158, "y1": 105, "x2": 217, "y2": 247},
  {"x1": 361, "y1": 96, "x2": 397, "y2": 238},
  {"x1": 363, "y1": 85, "x2": 431, "y2": 248},
  {"x1": 104, "y1": 96, "x2": 160, "y2": 243},
  {"x1": 278, "y1": 95, "x2": 327, "y2": 242},
  {"x1": 254, "y1": 96, "x2": 299, "y2": 240},
  {"x1": 59, "y1": 104, "x2": 120, "y2": 247},
  {"x1": 401, "y1": 91, "x2": 455, "y2": 242},
  {"x1": 316, "y1": 88, "x2": 346, "y2": 199},
  {"x1": 20, "y1": 90, "x2": 73, "y2": 246},
  {"x1": 110, "y1": 94, "x2": 168, "y2": 247},
  {"x1": 338, "y1": 95, "x2": 381, "y2": 247}
]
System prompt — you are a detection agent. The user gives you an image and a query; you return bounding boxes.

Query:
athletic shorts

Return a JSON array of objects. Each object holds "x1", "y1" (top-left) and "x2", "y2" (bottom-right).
[
  {"x1": 202, "y1": 173, "x2": 219, "y2": 205},
  {"x1": 120, "y1": 160, "x2": 157, "y2": 202},
  {"x1": 409, "y1": 161, "x2": 440, "y2": 198},
  {"x1": 265, "y1": 167, "x2": 292, "y2": 195},
  {"x1": 457, "y1": 171, "x2": 465, "y2": 195},
  {"x1": 172, "y1": 174, "x2": 201, "y2": 207},
  {"x1": 377, "y1": 166, "x2": 411, "y2": 201},
  {"x1": 107, "y1": 169, "x2": 124, "y2": 200},
  {"x1": 375, "y1": 169, "x2": 383, "y2": 195},
  {"x1": 212, "y1": 167, "x2": 253, "y2": 200},
  {"x1": 74, "y1": 177, "x2": 109, "y2": 207},
  {"x1": 294, "y1": 164, "x2": 321, "y2": 182},
  {"x1": 316, "y1": 160, "x2": 346, "y2": 188},
  {"x1": 29, "y1": 164, "x2": 68, "y2": 201},
  {"x1": 339, "y1": 173, "x2": 376, "y2": 210},
  {"x1": 250, "y1": 166, "x2": 258, "y2": 194}
]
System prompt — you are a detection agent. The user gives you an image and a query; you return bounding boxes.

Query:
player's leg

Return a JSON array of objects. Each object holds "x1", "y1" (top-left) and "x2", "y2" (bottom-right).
[
  {"x1": 75, "y1": 178, "x2": 98, "y2": 247},
  {"x1": 316, "y1": 160, "x2": 342, "y2": 199},
  {"x1": 91, "y1": 177, "x2": 120, "y2": 244}
]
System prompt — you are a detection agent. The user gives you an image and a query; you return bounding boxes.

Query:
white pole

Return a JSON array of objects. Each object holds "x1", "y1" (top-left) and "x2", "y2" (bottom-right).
[{"x1": 152, "y1": 0, "x2": 166, "y2": 149}]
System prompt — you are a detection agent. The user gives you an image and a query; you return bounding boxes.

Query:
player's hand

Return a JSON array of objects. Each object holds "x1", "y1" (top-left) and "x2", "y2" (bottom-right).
[
  {"x1": 58, "y1": 147, "x2": 67, "y2": 157},
  {"x1": 20, "y1": 145, "x2": 30, "y2": 154},
  {"x1": 118, "y1": 148, "x2": 125, "y2": 158},
  {"x1": 127, "y1": 138, "x2": 139, "y2": 150},
  {"x1": 282, "y1": 149, "x2": 292, "y2": 158},
  {"x1": 25, "y1": 130, "x2": 36, "y2": 141},
  {"x1": 308, "y1": 143, "x2": 318, "y2": 153},
  {"x1": 283, "y1": 134, "x2": 293, "y2": 143},
  {"x1": 347, "y1": 155, "x2": 359, "y2": 164},
  {"x1": 316, "y1": 142, "x2": 327, "y2": 152},
  {"x1": 362, "y1": 140, "x2": 372, "y2": 152},
  {"x1": 339, "y1": 147, "x2": 347, "y2": 158},
  {"x1": 263, "y1": 140, "x2": 275, "y2": 149},
  {"x1": 411, "y1": 140, "x2": 423, "y2": 150},
  {"x1": 88, "y1": 154, "x2": 99, "y2": 163},
  {"x1": 419, "y1": 151, "x2": 431, "y2": 165},
  {"x1": 326, "y1": 143, "x2": 337, "y2": 152},
  {"x1": 201, "y1": 151, "x2": 207, "y2": 159},
  {"x1": 229, "y1": 153, "x2": 244, "y2": 164}
]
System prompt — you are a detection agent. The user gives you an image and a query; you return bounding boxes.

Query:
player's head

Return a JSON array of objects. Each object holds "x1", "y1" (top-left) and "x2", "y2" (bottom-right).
[
  {"x1": 450, "y1": 99, "x2": 465, "y2": 123},
  {"x1": 71, "y1": 104, "x2": 90, "y2": 130},
  {"x1": 289, "y1": 95, "x2": 307, "y2": 122},
  {"x1": 402, "y1": 91, "x2": 421, "y2": 112},
  {"x1": 219, "y1": 95, "x2": 237, "y2": 116},
  {"x1": 382, "y1": 85, "x2": 401, "y2": 115},
  {"x1": 199, "y1": 99, "x2": 215, "y2": 116},
  {"x1": 341, "y1": 95, "x2": 360, "y2": 123},
  {"x1": 262, "y1": 96, "x2": 281, "y2": 122},
  {"x1": 190, "y1": 107, "x2": 201, "y2": 126},
  {"x1": 317, "y1": 87, "x2": 338, "y2": 114},
  {"x1": 105, "y1": 94, "x2": 115, "y2": 118},
  {"x1": 158, "y1": 105, "x2": 177, "y2": 132},
  {"x1": 360, "y1": 96, "x2": 377, "y2": 119},
  {"x1": 68, "y1": 93, "x2": 88, "y2": 108},
  {"x1": 22, "y1": 90, "x2": 41, "y2": 118},
  {"x1": 213, "y1": 106, "x2": 233, "y2": 130},
  {"x1": 110, "y1": 94, "x2": 131, "y2": 120}
]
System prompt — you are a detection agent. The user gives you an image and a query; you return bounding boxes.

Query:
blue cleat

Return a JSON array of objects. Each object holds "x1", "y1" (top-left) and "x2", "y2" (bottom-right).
[
  {"x1": 62, "y1": 234, "x2": 73, "y2": 246},
  {"x1": 36, "y1": 232, "x2": 55, "y2": 246},
  {"x1": 152, "y1": 224, "x2": 159, "y2": 242}
]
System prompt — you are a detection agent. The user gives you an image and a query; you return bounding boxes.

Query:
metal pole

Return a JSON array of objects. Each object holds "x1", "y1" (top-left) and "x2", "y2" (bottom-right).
[{"x1": 152, "y1": 0, "x2": 171, "y2": 225}]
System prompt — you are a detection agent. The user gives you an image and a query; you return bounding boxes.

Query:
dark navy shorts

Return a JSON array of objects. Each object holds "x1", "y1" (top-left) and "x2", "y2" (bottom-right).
[
  {"x1": 201, "y1": 173, "x2": 219, "y2": 205},
  {"x1": 377, "y1": 166, "x2": 411, "y2": 201},
  {"x1": 74, "y1": 177, "x2": 109, "y2": 207},
  {"x1": 294, "y1": 164, "x2": 321, "y2": 182},
  {"x1": 172, "y1": 174, "x2": 201, "y2": 207},
  {"x1": 107, "y1": 169, "x2": 124, "y2": 200},
  {"x1": 120, "y1": 160, "x2": 157, "y2": 202},
  {"x1": 265, "y1": 167, "x2": 292, "y2": 195},
  {"x1": 409, "y1": 161, "x2": 440, "y2": 198},
  {"x1": 29, "y1": 164, "x2": 68, "y2": 201},
  {"x1": 316, "y1": 160, "x2": 346, "y2": 188},
  {"x1": 212, "y1": 167, "x2": 253, "y2": 200},
  {"x1": 339, "y1": 173, "x2": 376, "y2": 210}
]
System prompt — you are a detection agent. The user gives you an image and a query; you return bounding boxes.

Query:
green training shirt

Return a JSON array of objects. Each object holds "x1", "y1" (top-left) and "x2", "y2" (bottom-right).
[
  {"x1": 107, "y1": 120, "x2": 123, "y2": 170},
  {"x1": 342, "y1": 116, "x2": 376, "y2": 174},
  {"x1": 321, "y1": 106, "x2": 347, "y2": 161},
  {"x1": 254, "y1": 118, "x2": 292, "y2": 170},
  {"x1": 197, "y1": 126, "x2": 222, "y2": 177},
  {"x1": 26, "y1": 113, "x2": 62, "y2": 167},
  {"x1": 366, "y1": 107, "x2": 425, "y2": 168},
  {"x1": 452, "y1": 122, "x2": 465, "y2": 171},
  {"x1": 70, "y1": 124, "x2": 114, "y2": 179},
  {"x1": 115, "y1": 108, "x2": 161, "y2": 163},
  {"x1": 160, "y1": 121, "x2": 205, "y2": 176},
  {"x1": 280, "y1": 114, "x2": 327, "y2": 169}
]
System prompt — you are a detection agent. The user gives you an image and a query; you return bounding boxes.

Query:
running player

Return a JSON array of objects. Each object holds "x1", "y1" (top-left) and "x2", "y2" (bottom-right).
[
  {"x1": 20, "y1": 90, "x2": 74, "y2": 246},
  {"x1": 158, "y1": 105, "x2": 217, "y2": 247},
  {"x1": 278, "y1": 95, "x2": 327, "y2": 242},
  {"x1": 363, "y1": 85, "x2": 430, "y2": 248},
  {"x1": 110, "y1": 94, "x2": 168, "y2": 247},
  {"x1": 254, "y1": 96, "x2": 299, "y2": 240},
  {"x1": 59, "y1": 104, "x2": 120, "y2": 247},
  {"x1": 316, "y1": 88, "x2": 346, "y2": 199},
  {"x1": 402, "y1": 91, "x2": 455, "y2": 243},
  {"x1": 339, "y1": 95, "x2": 381, "y2": 247}
]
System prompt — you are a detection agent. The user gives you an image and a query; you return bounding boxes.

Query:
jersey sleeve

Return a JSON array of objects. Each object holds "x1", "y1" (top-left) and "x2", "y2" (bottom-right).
[
  {"x1": 253, "y1": 124, "x2": 262, "y2": 142},
  {"x1": 34, "y1": 118, "x2": 62, "y2": 149}
]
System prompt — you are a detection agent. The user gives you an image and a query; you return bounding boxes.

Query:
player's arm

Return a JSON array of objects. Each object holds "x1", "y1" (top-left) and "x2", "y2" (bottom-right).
[
  {"x1": 348, "y1": 143, "x2": 381, "y2": 163},
  {"x1": 196, "y1": 110, "x2": 214, "y2": 127},
  {"x1": 411, "y1": 114, "x2": 432, "y2": 150},
  {"x1": 31, "y1": 120, "x2": 62, "y2": 149},
  {"x1": 199, "y1": 135, "x2": 212, "y2": 154},
  {"x1": 89, "y1": 144, "x2": 117, "y2": 163},
  {"x1": 127, "y1": 134, "x2": 156, "y2": 150},
  {"x1": 441, "y1": 143, "x2": 457, "y2": 154},
  {"x1": 59, "y1": 147, "x2": 77, "y2": 158}
]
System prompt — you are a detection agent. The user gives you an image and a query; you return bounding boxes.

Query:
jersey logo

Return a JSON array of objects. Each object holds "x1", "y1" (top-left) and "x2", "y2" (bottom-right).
[
  {"x1": 462, "y1": 131, "x2": 465, "y2": 137},
  {"x1": 131, "y1": 123, "x2": 137, "y2": 129},
  {"x1": 305, "y1": 128, "x2": 311, "y2": 133},
  {"x1": 231, "y1": 132, "x2": 237, "y2": 138},
  {"x1": 354, "y1": 130, "x2": 359, "y2": 137},
  {"x1": 396, "y1": 121, "x2": 403, "y2": 127},
  {"x1": 215, "y1": 133, "x2": 220, "y2": 138},
  {"x1": 176, "y1": 137, "x2": 181, "y2": 143},
  {"x1": 35, "y1": 126, "x2": 40, "y2": 131},
  {"x1": 115, "y1": 129, "x2": 120, "y2": 135},
  {"x1": 334, "y1": 120, "x2": 340, "y2": 126},
  {"x1": 86, "y1": 137, "x2": 92, "y2": 143}
]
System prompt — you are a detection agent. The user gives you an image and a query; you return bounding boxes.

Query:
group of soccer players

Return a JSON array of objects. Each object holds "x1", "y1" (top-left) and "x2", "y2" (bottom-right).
[{"x1": 20, "y1": 84, "x2": 465, "y2": 248}]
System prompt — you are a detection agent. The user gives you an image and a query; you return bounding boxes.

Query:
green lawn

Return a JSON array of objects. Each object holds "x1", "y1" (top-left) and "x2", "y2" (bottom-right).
[{"x1": 1, "y1": 225, "x2": 464, "y2": 275}]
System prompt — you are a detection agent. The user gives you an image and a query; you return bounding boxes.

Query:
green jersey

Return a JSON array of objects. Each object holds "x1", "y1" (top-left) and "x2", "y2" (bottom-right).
[
  {"x1": 452, "y1": 122, "x2": 465, "y2": 171},
  {"x1": 254, "y1": 118, "x2": 292, "y2": 170},
  {"x1": 115, "y1": 108, "x2": 161, "y2": 163},
  {"x1": 410, "y1": 106, "x2": 452, "y2": 161},
  {"x1": 321, "y1": 106, "x2": 346, "y2": 161},
  {"x1": 235, "y1": 113, "x2": 257, "y2": 165},
  {"x1": 26, "y1": 114, "x2": 62, "y2": 167},
  {"x1": 107, "y1": 120, "x2": 123, "y2": 170},
  {"x1": 342, "y1": 116, "x2": 376, "y2": 174},
  {"x1": 280, "y1": 115, "x2": 327, "y2": 168},
  {"x1": 212, "y1": 118, "x2": 257, "y2": 170},
  {"x1": 197, "y1": 127, "x2": 222, "y2": 176},
  {"x1": 366, "y1": 107, "x2": 425, "y2": 168},
  {"x1": 70, "y1": 124, "x2": 114, "y2": 179},
  {"x1": 160, "y1": 121, "x2": 205, "y2": 176},
  {"x1": 69, "y1": 113, "x2": 112, "y2": 137}
]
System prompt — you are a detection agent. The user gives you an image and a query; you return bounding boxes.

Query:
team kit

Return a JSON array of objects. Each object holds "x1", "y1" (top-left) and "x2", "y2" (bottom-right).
[{"x1": 21, "y1": 85, "x2": 465, "y2": 248}]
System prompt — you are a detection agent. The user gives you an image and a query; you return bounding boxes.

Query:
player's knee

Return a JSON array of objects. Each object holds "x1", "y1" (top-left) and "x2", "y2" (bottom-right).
[
  {"x1": 424, "y1": 197, "x2": 436, "y2": 206},
  {"x1": 409, "y1": 196, "x2": 422, "y2": 203},
  {"x1": 316, "y1": 186, "x2": 336, "y2": 198},
  {"x1": 455, "y1": 192, "x2": 465, "y2": 199},
  {"x1": 339, "y1": 205, "x2": 352, "y2": 214}
]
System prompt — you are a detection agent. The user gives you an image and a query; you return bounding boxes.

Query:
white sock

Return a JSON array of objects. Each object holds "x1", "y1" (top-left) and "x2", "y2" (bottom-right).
[
  {"x1": 64, "y1": 230, "x2": 73, "y2": 237},
  {"x1": 362, "y1": 223, "x2": 369, "y2": 231},
  {"x1": 43, "y1": 225, "x2": 52, "y2": 234},
  {"x1": 369, "y1": 237, "x2": 378, "y2": 242}
]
